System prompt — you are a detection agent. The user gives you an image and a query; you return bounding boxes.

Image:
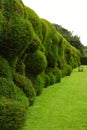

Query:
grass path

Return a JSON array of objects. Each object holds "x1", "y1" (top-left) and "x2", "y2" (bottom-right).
[{"x1": 22, "y1": 66, "x2": 87, "y2": 130}]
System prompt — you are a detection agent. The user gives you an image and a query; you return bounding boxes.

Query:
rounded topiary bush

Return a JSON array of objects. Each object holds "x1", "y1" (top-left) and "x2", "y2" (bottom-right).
[
  {"x1": 46, "y1": 72, "x2": 56, "y2": 86},
  {"x1": 62, "y1": 64, "x2": 67, "y2": 77},
  {"x1": 0, "y1": 77, "x2": 28, "y2": 130},
  {"x1": 0, "y1": 0, "x2": 24, "y2": 19},
  {"x1": 25, "y1": 50, "x2": 47, "y2": 76},
  {"x1": 0, "y1": 96, "x2": 28, "y2": 130},
  {"x1": 0, "y1": 56, "x2": 12, "y2": 80},
  {"x1": 62, "y1": 64, "x2": 72, "y2": 77},
  {"x1": 66, "y1": 64, "x2": 72, "y2": 76},
  {"x1": 44, "y1": 74, "x2": 50, "y2": 87},
  {"x1": 0, "y1": 77, "x2": 29, "y2": 104},
  {"x1": 0, "y1": 18, "x2": 35, "y2": 61},
  {"x1": 46, "y1": 67, "x2": 62, "y2": 83},
  {"x1": 13, "y1": 73, "x2": 36, "y2": 105}
]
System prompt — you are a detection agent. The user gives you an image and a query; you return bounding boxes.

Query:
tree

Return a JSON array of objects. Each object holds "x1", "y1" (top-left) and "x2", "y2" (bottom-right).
[{"x1": 53, "y1": 23, "x2": 84, "y2": 55}]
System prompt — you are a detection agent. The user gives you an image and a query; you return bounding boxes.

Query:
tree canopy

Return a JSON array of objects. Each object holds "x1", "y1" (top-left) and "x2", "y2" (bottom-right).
[{"x1": 53, "y1": 23, "x2": 84, "y2": 55}]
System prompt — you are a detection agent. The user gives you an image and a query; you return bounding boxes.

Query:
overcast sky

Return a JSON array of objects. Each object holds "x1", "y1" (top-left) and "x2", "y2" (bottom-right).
[{"x1": 22, "y1": 0, "x2": 87, "y2": 46}]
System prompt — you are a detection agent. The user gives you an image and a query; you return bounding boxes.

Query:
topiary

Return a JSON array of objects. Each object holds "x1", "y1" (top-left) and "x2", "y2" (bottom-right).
[
  {"x1": 13, "y1": 73, "x2": 36, "y2": 105},
  {"x1": 0, "y1": 17, "x2": 35, "y2": 66},
  {"x1": 46, "y1": 67, "x2": 62, "y2": 83},
  {"x1": 16, "y1": 60, "x2": 25, "y2": 75},
  {"x1": 44, "y1": 73, "x2": 50, "y2": 87},
  {"x1": 25, "y1": 6, "x2": 42, "y2": 40},
  {"x1": 0, "y1": 77, "x2": 29, "y2": 104},
  {"x1": 26, "y1": 35, "x2": 41, "y2": 53},
  {"x1": 0, "y1": 77, "x2": 29, "y2": 130},
  {"x1": 0, "y1": 0, "x2": 24, "y2": 19},
  {"x1": 51, "y1": 67, "x2": 62, "y2": 83},
  {"x1": 34, "y1": 72, "x2": 45, "y2": 96},
  {"x1": 0, "y1": 96, "x2": 28, "y2": 130},
  {"x1": 0, "y1": 12, "x2": 4, "y2": 44},
  {"x1": 66, "y1": 64, "x2": 72, "y2": 76},
  {"x1": 47, "y1": 51, "x2": 56, "y2": 68},
  {"x1": 46, "y1": 72, "x2": 56, "y2": 86},
  {"x1": 62, "y1": 64, "x2": 72, "y2": 77},
  {"x1": 0, "y1": 56, "x2": 13, "y2": 80},
  {"x1": 41, "y1": 19, "x2": 48, "y2": 43},
  {"x1": 25, "y1": 50, "x2": 47, "y2": 76},
  {"x1": 57, "y1": 57, "x2": 63, "y2": 70}
]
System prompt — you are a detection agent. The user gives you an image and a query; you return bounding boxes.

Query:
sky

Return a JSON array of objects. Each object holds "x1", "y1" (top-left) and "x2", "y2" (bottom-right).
[{"x1": 22, "y1": 0, "x2": 87, "y2": 46}]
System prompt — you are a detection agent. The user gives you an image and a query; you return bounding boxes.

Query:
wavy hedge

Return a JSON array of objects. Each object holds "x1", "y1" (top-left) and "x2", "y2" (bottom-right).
[{"x1": 0, "y1": 0, "x2": 81, "y2": 129}]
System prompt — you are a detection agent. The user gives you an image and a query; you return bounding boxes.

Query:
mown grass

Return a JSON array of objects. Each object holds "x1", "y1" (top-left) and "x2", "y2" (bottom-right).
[{"x1": 22, "y1": 66, "x2": 87, "y2": 130}]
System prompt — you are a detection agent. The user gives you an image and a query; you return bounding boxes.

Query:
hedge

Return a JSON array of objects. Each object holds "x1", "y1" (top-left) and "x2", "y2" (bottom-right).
[
  {"x1": 0, "y1": 96, "x2": 28, "y2": 130},
  {"x1": 13, "y1": 73, "x2": 36, "y2": 105},
  {"x1": 25, "y1": 50, "x2": 47, "y2": 76},
  {"x1": 0, "y1": 56, "x2": 12, "y2": 80}
]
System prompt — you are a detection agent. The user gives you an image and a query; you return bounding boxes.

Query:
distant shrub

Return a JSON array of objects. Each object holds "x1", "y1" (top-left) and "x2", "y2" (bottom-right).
[
  {"x1": 0, "y1": 56, "x2": 12, "y2": 80},
  {"x1": 25, "y1": 50, "x2": 47, "y2": 76},
  {"x1": 13, "y1": 73, "x2": 36, "y2": 105},
  {"x1": 0, "y1": 96, "x2": 28, "y2": 130}
]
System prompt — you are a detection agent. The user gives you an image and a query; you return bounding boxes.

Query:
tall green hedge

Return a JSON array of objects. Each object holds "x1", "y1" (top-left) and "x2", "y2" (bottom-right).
[{"x1": 0, "y1": 0, "x2": 81, "y2": 129}]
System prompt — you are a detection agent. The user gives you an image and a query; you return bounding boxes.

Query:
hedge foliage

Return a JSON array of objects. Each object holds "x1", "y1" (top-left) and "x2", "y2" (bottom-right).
[
  {"x1": 25, "y1": 50, "x2": 47, "y2": 76},
  {"x1": 0, "y1": 0, "x2": 81, "y2": 129},
  {"x1": 13, "y1": 73, "x2": 36, "y2": 105},
  {"x1": 0, "y1": 78, "x2": 29, "y2": 130},
  {"x1": 0, "y1": 56, "x2": 12, "y2": 80},
  {"x1": 0, "y1": 77, "x2": 29, "y2": 104},
  {"x1": 0, "y1": 96, "x2": 28, "y2": 130}
]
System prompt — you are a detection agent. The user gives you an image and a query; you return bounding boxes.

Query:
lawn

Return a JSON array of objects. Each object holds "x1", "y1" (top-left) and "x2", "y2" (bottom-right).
[{"x1": 22, "y1": 66, "x2": 87, "y2": 130}]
